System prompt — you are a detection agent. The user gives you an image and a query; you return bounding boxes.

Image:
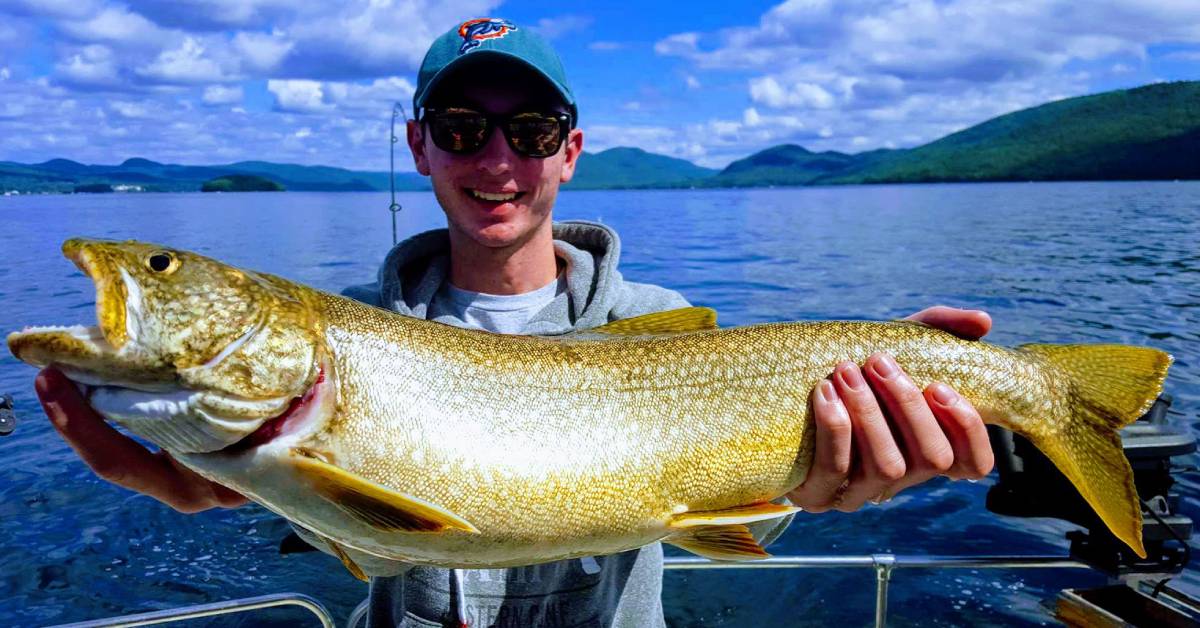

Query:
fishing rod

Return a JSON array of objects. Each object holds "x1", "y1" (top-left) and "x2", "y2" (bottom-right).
[{"x1": 388, "y1": 102, "x2": 408, "y2": 247}]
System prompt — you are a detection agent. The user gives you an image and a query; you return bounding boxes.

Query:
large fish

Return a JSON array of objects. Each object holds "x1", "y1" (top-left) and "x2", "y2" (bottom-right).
[{"x1": 9, "y1": 239, "x2": 1170, "y2": 578}]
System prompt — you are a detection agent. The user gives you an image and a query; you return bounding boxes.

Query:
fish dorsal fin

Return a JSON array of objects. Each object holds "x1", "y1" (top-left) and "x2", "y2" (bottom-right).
[
  {"x1": 665, "y1": 523, "x2": 770, "y2": 561},
  {"x1": 290, "y1": 448, "x2": 479, "y2": 535},
  {"x1": 588, "y1": 307, "x2": 718, "y2": 337},
  {"x1": 668, "y1": 501, "x2": 799, "y2": 528}
]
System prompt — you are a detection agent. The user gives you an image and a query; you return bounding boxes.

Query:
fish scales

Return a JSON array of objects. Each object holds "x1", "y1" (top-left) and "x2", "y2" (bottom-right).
[
  {"x1": 315, "y1": 298, "x2": 1037, "y2": 548},
  {"x1": 7, "y1": 239, "x2": 1172, "y2": 571}
]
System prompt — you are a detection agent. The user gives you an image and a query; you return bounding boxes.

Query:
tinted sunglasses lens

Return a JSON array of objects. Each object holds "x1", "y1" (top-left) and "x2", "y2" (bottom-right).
[
  {"x1": 506, "y1": 114, "x2": 563, "y2": 157},
  {"x1": 430, "y1": 112, "x2": 489, "y2": 153}
]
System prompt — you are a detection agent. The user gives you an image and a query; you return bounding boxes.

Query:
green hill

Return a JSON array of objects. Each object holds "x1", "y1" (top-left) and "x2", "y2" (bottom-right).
[
  {"x1": 2, "y1": 82, "x2": 1196, "y2": 194},
  {"x1": 706, "y1": 81, "x2": 1199, "y2": 186},
  {"x1": 827, "y1": 81, "x2": 1200, "y2": 184},
  {"x1": 706, "y1": 145, "x2": 897, "y2": 187},
  {"x1": 566, "y1": 147, "x2": 717, "y2": 189},
  {"x1": 201, "y1": 174, "x2": 284, "y2": 192},
  {"x1": 0, "y1": 159, "x2": 430, "y2": 193}
]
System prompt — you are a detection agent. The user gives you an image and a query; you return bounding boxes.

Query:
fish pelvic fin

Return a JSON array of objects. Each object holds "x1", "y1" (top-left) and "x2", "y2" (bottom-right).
[
  {"x1": 1019, "y1": 343, "x2": 1173, "y2": 559},
  {"x1": 668, "y1": 501, "x2": 800, "y2": 528},
  {"x1": 665, "y1": 523, "x2": 770, "y2": 561},
  {"x1": 321, "y1": 536, "x2": 369, "y2": 582},
  {"x1": 290, "y1": 448, "x2": 480, "y2": 535}
]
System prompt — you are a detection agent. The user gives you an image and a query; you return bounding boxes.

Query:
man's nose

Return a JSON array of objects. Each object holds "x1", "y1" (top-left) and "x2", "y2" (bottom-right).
[{"x1": 474, "y1": 126, "x2": 515, "y2": 175}]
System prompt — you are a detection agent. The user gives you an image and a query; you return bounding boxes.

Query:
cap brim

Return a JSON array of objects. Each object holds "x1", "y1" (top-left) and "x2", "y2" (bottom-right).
[{"x1": 414, "y1": 50, "x2": 577, "y2": 124}]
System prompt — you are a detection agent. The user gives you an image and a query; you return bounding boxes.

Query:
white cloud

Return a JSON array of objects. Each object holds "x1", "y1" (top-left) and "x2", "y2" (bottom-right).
[
  {"x1": 749, "y1": 77, "x2": 834, "y2": 109},
  {"x1": 110, "y1": 100, "x2": 147, "y2": 117},
  {"x1": 137, "y1": 37, "x2": 229, "y2": 83},
  {"x1": 59, "y1": 5, "x2": 171, "y2": 49},
  {"x1": 3, "y1": 0, "x2": 104, "y2": 21},
  {"x1": 589, "y1": 41, "x2": 624, "y2": 51},
  {"x1": 532, "y1": 15, "x2": 593, "y2": 40},
  {"x1": 653, "y1": 32, "x2": 700, "y2": 57},
  {"x1": 232, "y1": 30, "x2": 293, "y2": 73},
  {"x1": 684, "y1": 74, "x2": 701, "y2": 89},
  {"x1": 262, "y1": 76, "x2": 414, "y2": 116},
  {"x1": 0, "y1": 67, "x2": 9, "y2": 81},
  {"x1": 268, "y1": 79, "x2": 333, "y2": 113},
  {"x1": 1163, "y1": 50, "x2": 1200, "y2": 61},
  {"x1": 55, "y1": 44, "x2": 121, "y2": 87},
  {"x1": 202, "y1": 84, "x2": 243, "y2": 105}
]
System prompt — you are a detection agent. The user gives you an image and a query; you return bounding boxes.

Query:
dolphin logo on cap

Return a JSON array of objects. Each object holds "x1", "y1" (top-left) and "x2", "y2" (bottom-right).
[{"x1": 457, "y1": 18, "x2": 518, "y2": 55}]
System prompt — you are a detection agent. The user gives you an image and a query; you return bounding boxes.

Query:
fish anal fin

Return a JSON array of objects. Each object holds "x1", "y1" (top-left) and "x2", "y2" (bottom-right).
[
  {"x1": 322, "y1": 536, "x2": 369, "y2": 582},
  {"x1": 666, "y1": 524, "x2": 770, "y2": 561},
  {"x1": 589, "y1": 307, "x2": 718, "y2": 336},
  {"x1": 668, "y1": 501, "x2": 799, "y2": 528},
  {"x1": 290, "y1": 448, "x2": 479, "y2": 535}
]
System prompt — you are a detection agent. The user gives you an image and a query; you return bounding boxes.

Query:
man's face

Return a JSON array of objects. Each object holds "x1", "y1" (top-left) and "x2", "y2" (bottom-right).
[{"x1": 408, "y1": 73, "x2": 584, "y2": 250}]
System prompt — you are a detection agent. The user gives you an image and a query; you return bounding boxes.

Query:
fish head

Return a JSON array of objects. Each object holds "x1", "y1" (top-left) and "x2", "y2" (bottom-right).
[{"x1": 8, "y1": 238, "x2": 326, "y2": 453}]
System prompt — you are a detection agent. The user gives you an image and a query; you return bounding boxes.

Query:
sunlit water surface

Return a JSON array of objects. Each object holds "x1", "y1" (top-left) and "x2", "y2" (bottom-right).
[{"x1": 1, "y1": 182, "x2": 1198, "y2": 626}]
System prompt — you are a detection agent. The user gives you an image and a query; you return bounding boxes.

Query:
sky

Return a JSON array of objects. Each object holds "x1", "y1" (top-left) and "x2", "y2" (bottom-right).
[{"x1": 0, "y1": 0, "x2": 1197, "y2": 171}]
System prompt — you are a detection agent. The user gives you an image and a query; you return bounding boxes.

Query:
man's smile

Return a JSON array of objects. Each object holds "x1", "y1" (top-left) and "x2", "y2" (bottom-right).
[{"x1": 466, "y1": 188, "x2": 524, "y2": 203}]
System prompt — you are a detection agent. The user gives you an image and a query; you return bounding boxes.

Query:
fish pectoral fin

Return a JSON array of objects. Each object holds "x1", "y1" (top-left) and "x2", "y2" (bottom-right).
[
  {"x1": 665, "y1": 524, "x2": 770, "y2": 561},
  {"x1": 668, "y1": 501, "x2": 800, "y2": 528},
  {"x1": 321, "y1": 536, "x2": 369, "y2": 582},
  {"x1": 587, "y1": 307, "x2": 718, "y2": 336},
  {"x1": 290, "y1": 449, "x2": 479, "y2": 535}
]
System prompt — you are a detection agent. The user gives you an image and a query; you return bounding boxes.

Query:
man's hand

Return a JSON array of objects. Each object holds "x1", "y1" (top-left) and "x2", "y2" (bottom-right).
[
  {"x1": 787, "y1": 306, "x2": 995, "y2": 512},
  {"x1": 36, "y1": 367, "x2": 247, "y2": 513}
]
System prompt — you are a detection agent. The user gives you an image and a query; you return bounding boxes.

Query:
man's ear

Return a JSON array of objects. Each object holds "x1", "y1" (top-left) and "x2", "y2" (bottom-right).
[
  {"x1": 559, "y1": 128, "x2": 584, "y2": 183},
  {"x1": 408, "y1": 119, "x2": 431, "y2": 176}
]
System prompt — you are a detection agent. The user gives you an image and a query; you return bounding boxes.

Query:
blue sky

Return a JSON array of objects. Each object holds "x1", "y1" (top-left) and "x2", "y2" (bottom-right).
[{"x1": 1, "y1": 0, "x2": 1197, "y2": 170}]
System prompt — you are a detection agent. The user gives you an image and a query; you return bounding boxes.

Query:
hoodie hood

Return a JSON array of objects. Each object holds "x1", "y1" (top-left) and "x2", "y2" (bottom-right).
[{"x1": 345, "y1": 220, "x2": 686, "y2": 336}]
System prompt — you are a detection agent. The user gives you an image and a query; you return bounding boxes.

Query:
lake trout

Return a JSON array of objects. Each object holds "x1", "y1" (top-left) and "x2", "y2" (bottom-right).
[{"x1": 9, "y1": 239, "x2": 1171, "y2": 577}]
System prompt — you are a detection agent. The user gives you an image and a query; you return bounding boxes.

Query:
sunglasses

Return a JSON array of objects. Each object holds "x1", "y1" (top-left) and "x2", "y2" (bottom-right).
[{"x1": 422, "y1": 107, "x2": 572, "y2": 158}]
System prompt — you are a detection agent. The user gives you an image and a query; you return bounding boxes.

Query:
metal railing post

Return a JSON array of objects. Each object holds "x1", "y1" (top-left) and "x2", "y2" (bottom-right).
[{"x1": 872, "y1": 554, "x2": 896, "y2": 628}]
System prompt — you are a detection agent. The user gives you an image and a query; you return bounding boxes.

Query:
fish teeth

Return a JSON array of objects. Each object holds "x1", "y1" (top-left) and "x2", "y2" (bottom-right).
[{"x1": 470, "y1": 189, "x2": 517, "y2": 202}]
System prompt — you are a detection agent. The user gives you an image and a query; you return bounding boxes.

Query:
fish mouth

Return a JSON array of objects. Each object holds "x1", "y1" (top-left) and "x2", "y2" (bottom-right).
[
  {"x1": 63, "y1": 238, "x2": 130, "y2": 352},
  {"x1": 7, "y1": 239, "x2": 169, "y2": 388}
]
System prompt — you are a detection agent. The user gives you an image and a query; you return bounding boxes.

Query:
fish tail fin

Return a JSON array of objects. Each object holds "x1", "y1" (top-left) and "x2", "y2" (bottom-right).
[{"x1": 1017, "y1": 343, "x2": 1172, "y2": 558}]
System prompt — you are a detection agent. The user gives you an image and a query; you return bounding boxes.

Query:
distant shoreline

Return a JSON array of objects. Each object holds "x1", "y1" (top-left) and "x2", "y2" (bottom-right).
[{"x1": 5, "y1": 177, "x2": 1198, "y2": 198}]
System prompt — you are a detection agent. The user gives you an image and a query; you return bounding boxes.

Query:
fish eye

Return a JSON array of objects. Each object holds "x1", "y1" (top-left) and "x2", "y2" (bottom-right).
[{"x1": 145, "y1": 251, "x2": 178, "y2": 274}]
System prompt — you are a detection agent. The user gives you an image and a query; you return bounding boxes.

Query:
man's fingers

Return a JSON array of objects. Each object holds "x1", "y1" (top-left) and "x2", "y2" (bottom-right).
[
  {"x1": 905, "y1": 306, "x2": 992, "y2": 341},
  {"x1": 863, "y1": 353, "x2": 954, "y2": 497},
  {"x1": 789, "y1": 380, "x2": 852, "y2": 512},
  {"x1": 37, "y1": 367, "x2": 170, "y2": 493},
  {"x1": 925, "y1": 383, "x2": 994, "y2": 480},
  {"x1": 35, "y1": 367, "x2": 241, "y2": 512},
  {"x1": 831, "y1": 361, "x2": 906, "y2": 511}
]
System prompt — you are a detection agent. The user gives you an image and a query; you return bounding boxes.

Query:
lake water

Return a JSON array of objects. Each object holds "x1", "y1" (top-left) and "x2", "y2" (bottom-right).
[{"x1": 1, "y1": 182, "x2": 1198, "y2": 626}]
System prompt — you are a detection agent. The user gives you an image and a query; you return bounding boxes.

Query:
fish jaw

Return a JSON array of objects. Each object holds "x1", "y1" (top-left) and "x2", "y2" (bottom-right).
[
  {"x1": 64, "y1": 238, "x2": 129, "y2": 351},
  {"x1": 7, "y1": 325, "x2": 175, "y2": 390}
]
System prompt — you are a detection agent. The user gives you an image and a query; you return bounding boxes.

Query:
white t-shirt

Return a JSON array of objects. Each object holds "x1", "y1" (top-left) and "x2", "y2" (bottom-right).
[{"x1": 432, "y1": 274, "x2": 567, "y2": 335}]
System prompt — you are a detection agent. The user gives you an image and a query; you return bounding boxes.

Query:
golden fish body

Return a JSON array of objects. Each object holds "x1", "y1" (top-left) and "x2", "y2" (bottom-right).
[{"x1": 8, "y1": 239, "x2": 1171, "y2": 573}]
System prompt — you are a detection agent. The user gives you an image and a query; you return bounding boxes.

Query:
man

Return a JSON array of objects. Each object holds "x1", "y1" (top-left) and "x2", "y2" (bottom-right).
[{"x1": 35, "y1": 18, "x2": 994, "y2": 627}]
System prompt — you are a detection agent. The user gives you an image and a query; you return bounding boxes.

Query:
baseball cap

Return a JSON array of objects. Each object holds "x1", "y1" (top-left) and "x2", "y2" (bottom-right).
[{"x1": 413, "y1": 18, "x2": 578, "y2": 125}]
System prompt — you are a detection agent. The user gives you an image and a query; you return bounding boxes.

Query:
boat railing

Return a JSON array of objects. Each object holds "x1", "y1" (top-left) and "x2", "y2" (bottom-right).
[
  {"x1": 46, "y1": 553, "x2": 1105, "y2": 628},
  {"x1": 48, "y1": 592, "x2": 336, "y2": 628}
]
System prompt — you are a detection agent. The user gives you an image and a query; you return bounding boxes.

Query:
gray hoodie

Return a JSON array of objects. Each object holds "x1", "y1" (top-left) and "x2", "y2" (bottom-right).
[{"x1": 309, "y1": 220, "x2": 788, "y2": 627}]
